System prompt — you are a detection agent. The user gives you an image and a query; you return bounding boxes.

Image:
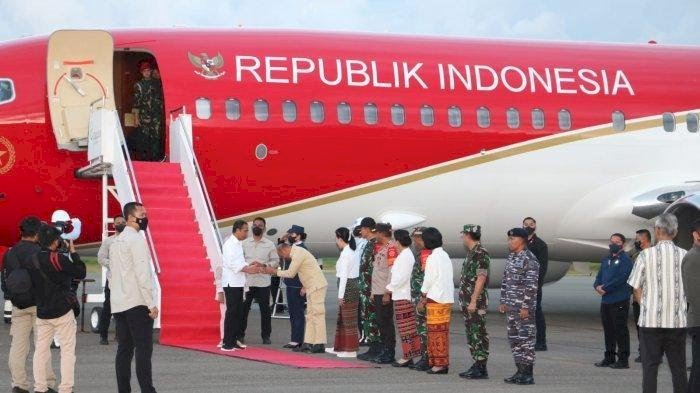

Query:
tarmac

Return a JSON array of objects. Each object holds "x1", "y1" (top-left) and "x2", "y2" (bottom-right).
[{"x1": 0, "y1": 273, "x2": 691, "y2": 392}]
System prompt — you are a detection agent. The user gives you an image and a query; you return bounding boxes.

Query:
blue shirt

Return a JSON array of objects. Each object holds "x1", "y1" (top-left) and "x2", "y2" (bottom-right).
[{"x1": 594, "y1": 251, "x2": 633, "y2": 304}]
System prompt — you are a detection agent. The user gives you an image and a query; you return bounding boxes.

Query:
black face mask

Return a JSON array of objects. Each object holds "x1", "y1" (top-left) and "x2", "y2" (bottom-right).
[
  {"x1": 252, "y1": 227, "x2": 263, "y2": 237},
  {"x1": 287, "y1": 235, "x2": 297, "y2": 244},
  {"x1": 609, "y1": 243, "x2": 622, "y2": 254},
  {"x1": 115, "y1": 224, "x2": 127, "y2": 233},
  {"x1": 634, "y1": 241, "x2": 642, "y2": 251},
  {"x1": 135, "y1": 217, "x2": 149, "y2": 232},
  {"x1": 524, "y1": 227, "x2": 535, "y2": 235}
]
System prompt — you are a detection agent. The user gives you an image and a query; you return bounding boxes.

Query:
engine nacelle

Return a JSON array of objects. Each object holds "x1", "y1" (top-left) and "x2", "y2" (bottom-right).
[{"x1": 664, "y1": 193, "x2": 700, "y2": 250}]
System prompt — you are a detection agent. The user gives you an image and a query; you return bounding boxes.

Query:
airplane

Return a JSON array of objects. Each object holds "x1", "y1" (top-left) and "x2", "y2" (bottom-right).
[{"x1": 0, "y1": 28, "x2": 699, "y2": 294}]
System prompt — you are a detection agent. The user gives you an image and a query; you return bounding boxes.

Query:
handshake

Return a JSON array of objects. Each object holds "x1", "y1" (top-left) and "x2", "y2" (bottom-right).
[{"x1": 245, "y1": 261, "x2": 277, "y2": 275}]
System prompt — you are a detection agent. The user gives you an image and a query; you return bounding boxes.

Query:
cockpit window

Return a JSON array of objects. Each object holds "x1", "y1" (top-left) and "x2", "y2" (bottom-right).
[{"x1": 0, "y1": 79, "x2": 15, "y2": 105}]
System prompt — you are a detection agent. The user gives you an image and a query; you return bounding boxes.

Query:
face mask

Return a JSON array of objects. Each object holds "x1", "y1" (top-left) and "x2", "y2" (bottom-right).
[
  {"x1": 524, "y1": 227, "x2": 535, "y2": 235},
  {"x1": 135, "y1": 217, "x2": 149, "y2": 232},
  {"x1": 288, "y1": 235, "x2": 297, "y2": 244},
  {"x1": 252, "y1": 227, "x2": 263, "y2": 237},
  {"x1": 115, "y1": 224, "x2": 126, "y2": 233},
  {"x1": 634, "y1": 241, "x2": 642, "y2": 251},
  {"x1": 609, "y1": 243, "x2": 622, "y2": 254}
]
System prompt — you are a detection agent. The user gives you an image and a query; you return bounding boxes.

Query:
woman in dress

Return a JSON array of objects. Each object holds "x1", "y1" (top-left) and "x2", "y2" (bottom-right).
[{"x1": 329, "y1": 227, "x2": 360, "y2": 357}]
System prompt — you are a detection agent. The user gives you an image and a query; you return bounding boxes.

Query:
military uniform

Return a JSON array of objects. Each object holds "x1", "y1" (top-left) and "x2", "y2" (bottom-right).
[
  {"x1": 460, "y1": 241, "x2": 490, "y2": 362},
  {"x1": 358, "y1": 238, "x2": 380, "y2": 347},
  {"x1": 411, "y1": 249, "x2": 430, "y2": 350},
  {"x1": 501, "y1": 228, "x2": 540, "y2": 384},
  {"x1": 133, "y1": 76, "x2": 164, "y2": 161}
]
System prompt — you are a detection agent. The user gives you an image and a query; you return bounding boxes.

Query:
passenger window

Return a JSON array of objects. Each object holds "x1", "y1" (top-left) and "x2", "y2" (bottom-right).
[
  {"x1": 447, "y1": 106, "x2": 461, "y2": 128},
  {"x1": 310, "y1": 101, "x2": 324, "y2": 123},
  {"x1": 0, "y1": 79, "x2": 14, "y2": 105},
  {"x1": 476, "y1": 106, "x2": 490, "y2": 128},
  {"x1": 337, "y1": 102, "x2": 351, "y2": 124},
  {"x1": 364, "y1": 103, "x2": 378, "y2": 125},
  {"x1": 612, "y1": 110, "x2": 625, "y2": 131},
  {"x1": 558, "y1": 109, "x2": 572, "y2": 131},
  {"x1": 506, "y1": 108, "x2": 519, "y2": 129},
  {"x1": 225, "y1": 98, "x2": 240, "y2": 121},
  {"x1": 282, "y1": 100, "x2": 297, "y2": 123},
  {"x1": 254, "y1": 99, "x2": 269, "y2": 122},
  {"x1": 420, "y1": 105, "x2": 434, "y2": 127},
  {"x1": 195, "y1": 98, "x2": 211, "y2": 120},
  {"x1": 662, "y1": 112, "x2": 675, "y2": 132},
  {"x1": 687, "y1": 113, "x2": 699, "y2": 133},
  {"x1": 391, "y1": 104, "x2": 405, "y2": 126},
  {"x1": 531, "y1": 109, "x2": 545, "y2": 130}
]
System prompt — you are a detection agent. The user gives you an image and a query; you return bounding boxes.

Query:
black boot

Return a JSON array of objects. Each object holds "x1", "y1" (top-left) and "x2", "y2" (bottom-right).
[
  {"x1": 460, "y1": 361, "x2": 489, "y2": 379},
  {"x1": 504, "y1": 364, "x2": 523, "y2": 384},
  {"x1": 370, "y1": 348, "x2": 387, "y2": 363},
  {"x1": 594, "y1": 351, "x2": 616, "y2": 367},
  {"x1": 358, "y1": 343, "x2": 381, "y2": 361},
  {"x1": 514, "y1": 364, "x2": 535, "y2": 385},
  {"x1": 375, "y1": 347, "x2": 395, "y2": 364}
]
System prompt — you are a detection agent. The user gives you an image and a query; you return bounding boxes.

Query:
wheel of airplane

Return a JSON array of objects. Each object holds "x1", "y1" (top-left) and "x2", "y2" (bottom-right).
[{"x1": 90, "y1": 306, "x2": 102, "y2": 334}]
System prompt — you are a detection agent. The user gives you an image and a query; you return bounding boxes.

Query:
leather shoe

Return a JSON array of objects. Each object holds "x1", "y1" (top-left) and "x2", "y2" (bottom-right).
[
  {"x1": 283, "y1": 342, "x2": 300, "y2": 349},
  {"x1": 426, "y1": 367, "x2": 449, "y2": 374},
  {"x1": 310, "y1": 344, "x2": 325, "y2": 353},
  {"x1": 293, "y1": 343, "x2": 311, "y2": 352},
  {"x1": 262, "y1": 337, "x2": 272, "y2": 345},
  {"x1": 12, "y1": 387, "x2": 30, "y2": 393},
  {"x1": 392, "y1": 359, "x2": 413, "y2": 368},
  {"x1": 411, "y1": 357, "x2": 430, "y2": 371},
  {"x1": 610, "y1": 360, "x2": 629, "y2": 369},
  {"x1": 100, "y1": 337, "x2": 109, "y2": 345}
]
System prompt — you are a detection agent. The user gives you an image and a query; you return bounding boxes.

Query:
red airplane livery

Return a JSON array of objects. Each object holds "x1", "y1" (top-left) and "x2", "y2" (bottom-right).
[{"x1": 0, "y1": 29, "x2": 699, "y2": 293}]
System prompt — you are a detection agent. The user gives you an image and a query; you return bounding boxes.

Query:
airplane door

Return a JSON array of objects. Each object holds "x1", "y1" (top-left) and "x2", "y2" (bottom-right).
[{"x1": 47, "y1": 30, "x2": 115, "y2": 150}]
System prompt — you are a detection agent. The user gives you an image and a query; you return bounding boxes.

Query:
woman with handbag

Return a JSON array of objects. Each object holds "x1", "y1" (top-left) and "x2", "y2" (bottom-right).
[{"x1": 30, "y1": 224, "x2": 86, "y2": 393}]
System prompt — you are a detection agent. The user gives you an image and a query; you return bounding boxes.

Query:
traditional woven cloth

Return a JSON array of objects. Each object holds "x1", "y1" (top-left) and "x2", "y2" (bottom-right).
[
  {"x1": 334, "y1": 278, "x2": 360, "y2": 352},
  {"x1": 394, "y1": 299, "x2": 422, "y2": 359},
  {"x1": 426, "y1": 301, "x2": 452, "y2": 367}
]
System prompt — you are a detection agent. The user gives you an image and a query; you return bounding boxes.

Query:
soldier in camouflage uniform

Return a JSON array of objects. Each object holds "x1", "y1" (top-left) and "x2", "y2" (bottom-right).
[
  {"x1": 458, "y1": 225, "x2": 490, "y2": 379},
  {"x1": 408, "y1": 227, "x2": 430, "y2": 371},
  {"x1": 357, "y1": 217, "x2": 381, "y2": 361},
  {"x1": 499, "y1": 227, "x2": 540, "y2": 385},
  {"x1": 132, "y1": 60, "x2": 164, "y2": 161}
]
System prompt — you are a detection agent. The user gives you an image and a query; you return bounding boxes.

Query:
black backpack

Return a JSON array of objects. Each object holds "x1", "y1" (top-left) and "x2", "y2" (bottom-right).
[{"x1": 4, "y1": 248, "x2": 35, "y2": 309}]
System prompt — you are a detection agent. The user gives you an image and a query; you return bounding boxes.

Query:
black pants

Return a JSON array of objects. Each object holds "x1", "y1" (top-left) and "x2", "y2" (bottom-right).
[
  {"x1": 241, "y1": 286, "x2": 272, "y2": 339},
  {"x1": 535, "y1": 286, "x2": 546, "y2": 345},
  {"x1": 373, "y1": 295, "x2": 396, "y2": 352},
  {"x1": 688, "y1": 326, "x2": 699, "y2": 393},
  {"x1": 223, "y1": 286, "x2": 244, "y2": 347},
  {"x1": 633, "y1": 301, "x2": 641, "y2": 354},
  {"x1": 270, "y1": 277, "x2": 283, "y2": 308},
  {"x1": 639, "y1": 327, "x2": 687, "y2": 393},
  {"x1": 99, "y1": 280, "x2": 112, "y2": 339},
  {"x1": 600, "y1": 299, "x2": 630, "y2": 360},
  {"x1": 286, "y1": 286, "x2": 305, "y2": 344},
  {"x1": 114, "y1": 305, "x2": 156, "y2": 393}
]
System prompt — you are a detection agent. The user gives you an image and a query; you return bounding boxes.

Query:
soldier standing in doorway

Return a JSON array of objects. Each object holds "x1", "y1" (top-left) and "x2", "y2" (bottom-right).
[{"x1": 132, "y1": 60, "x2": 164, "y2": 161}]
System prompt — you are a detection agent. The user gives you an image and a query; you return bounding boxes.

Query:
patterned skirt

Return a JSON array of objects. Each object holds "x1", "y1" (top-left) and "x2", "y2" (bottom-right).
[
  {"x1": 394, "y1": 299, "x2": 422, "y2": 359},
  {"x1": 334, "y1": 278, "x2": 360, "y2": 352},
  {"x1": 426, "y1": 300, "x2": 452, "y2": 367}
]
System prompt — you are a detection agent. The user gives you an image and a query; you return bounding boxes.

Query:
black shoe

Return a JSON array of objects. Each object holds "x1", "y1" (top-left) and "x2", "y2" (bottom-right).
[
  {"x1": 411, "y1": 356, "x2": 430, "y2": 371},
  {"x1": 426, "y1": 367, "x2": 449, "y2": 374},
  {"x1": 634, "y1": 355, "x2": 642, "y2": 363},
  {"x1": 293, "y1": 343, "x2": 311, "y2": 352},
  {"x1": 459, "y1": 362, "x2": 489, "y2": 379},
  {"x1": 535, "y1": 343, "x2": 548, "y2": 351},
  {"x1": 392, "y1": 359, "x2": 413, "y2": 368},
  {"x1": 504, "y1": 364, "x2": 523, "y2": 384},
  {"x1": 46, "y1": 389, "x2": 58, "y2": 393},
  {"x1": 100, "y1": 337, "x2": 109, "y2": 345},
  {"x1": 594, "y1": 353, "x2": 616, "y2": 367},
  {"x1": 375, "y1": 350, "x2": 395, "y2": 365},
  {"x1": 238, "y1": 336, "x2": 246, "y2": 344},
  {"x1": 283, "y1": 342, "x2": 300, "y2": 349},
  {"x1": 310, "y1": 344, "x2": 325, "y2": 354},
  {"x1": 514, "y1": 364, "x2": 535, "y2": 385},
  {"x1": 12, "y1": 387, "x2": 30, "y2": 393},
  {"x1": 610, "y1": 360, "x2": 629, "y2": 369},
  {"x1": 262, "y1": 337, "x2": 272, "y2": 345},
  {"x1": 357, "y1": 343, "x2": 381, "y2": 361}
]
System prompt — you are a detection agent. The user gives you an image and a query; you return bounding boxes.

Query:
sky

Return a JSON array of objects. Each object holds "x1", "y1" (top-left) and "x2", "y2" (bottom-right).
[{"x1": 0, "y1": 0, "x2": 698, "y2": 45}]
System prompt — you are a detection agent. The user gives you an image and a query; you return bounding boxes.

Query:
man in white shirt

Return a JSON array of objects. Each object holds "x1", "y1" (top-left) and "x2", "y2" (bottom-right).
[
  {"x1": 96, "y1": 214, "x2": 126, "y2": 345},
  {"x1": 628, "y1": 213, "x2": 688, "y2": 393},
  {"x1": 240, "y1": 217, "x2": 279, "y2": 345},
  {"x1": 109, "y1": 202, "x2": 158, "y2": 393}
]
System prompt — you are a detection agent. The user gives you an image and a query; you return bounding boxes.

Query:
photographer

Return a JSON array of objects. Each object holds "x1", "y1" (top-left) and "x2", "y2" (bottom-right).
[{"x1": 31, "y1": 224, "x2": 86, "y2": 393}]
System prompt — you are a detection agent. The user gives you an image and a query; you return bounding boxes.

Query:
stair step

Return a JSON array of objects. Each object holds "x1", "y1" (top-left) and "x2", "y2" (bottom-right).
[
  {"x1": 139, "y1": 184, "x2": 187, "y2": 194},
  {"x1": 140, "y1": 195, "x2": 190, "y2": 205},
  {"x1": 147, "y1": 209, "x2": 196, "y2": 222},
  {"x1": 150, "y1": 233, "x2": 204, "y2": 245}
]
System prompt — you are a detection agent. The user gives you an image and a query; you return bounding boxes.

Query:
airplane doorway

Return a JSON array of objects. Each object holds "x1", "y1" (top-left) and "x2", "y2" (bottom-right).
[{"x1": 113, "y1": 51, "x2": 165, "y2": 161}]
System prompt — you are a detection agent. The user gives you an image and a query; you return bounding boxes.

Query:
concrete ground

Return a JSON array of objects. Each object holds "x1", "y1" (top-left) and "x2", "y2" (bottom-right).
[{"x1": 0, "y1": 274, "x2": 691, "y2": 392}]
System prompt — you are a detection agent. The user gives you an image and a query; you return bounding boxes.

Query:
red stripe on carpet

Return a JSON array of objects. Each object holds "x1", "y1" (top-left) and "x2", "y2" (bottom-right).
[{"x1": 170, "y1": 343, "x2": 371, "y2": 369}]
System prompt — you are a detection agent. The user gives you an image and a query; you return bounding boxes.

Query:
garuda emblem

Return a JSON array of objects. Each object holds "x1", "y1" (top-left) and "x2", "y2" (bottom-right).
[{"x1": 188, "y1": 52, "x2": 225, "y2": 80}]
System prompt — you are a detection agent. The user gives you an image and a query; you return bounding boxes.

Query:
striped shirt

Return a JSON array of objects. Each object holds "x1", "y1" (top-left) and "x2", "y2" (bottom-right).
[{"x1": 627, "y1": 240, "x2": 687, "y2": 328}]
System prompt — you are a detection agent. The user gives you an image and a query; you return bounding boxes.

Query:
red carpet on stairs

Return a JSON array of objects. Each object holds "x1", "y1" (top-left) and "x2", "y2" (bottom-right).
[{"x1": 131, "y1": 162, "x2": 368, "y2": 369}]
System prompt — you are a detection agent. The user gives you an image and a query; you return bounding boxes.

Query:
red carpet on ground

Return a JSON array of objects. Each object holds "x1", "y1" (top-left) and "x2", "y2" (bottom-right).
[{"x1": 174, "y1": 343, "x2": 371, "y2": 369}]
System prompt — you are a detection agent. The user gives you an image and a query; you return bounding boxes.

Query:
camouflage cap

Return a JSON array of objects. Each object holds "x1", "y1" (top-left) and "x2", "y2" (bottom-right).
[{"x1": 461, "y1": 224, "x2": 481, "y2": 234}]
